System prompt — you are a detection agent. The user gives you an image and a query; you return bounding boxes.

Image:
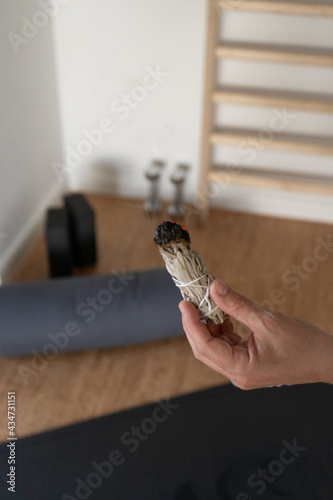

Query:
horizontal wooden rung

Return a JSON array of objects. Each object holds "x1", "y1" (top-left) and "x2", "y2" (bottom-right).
[
  {"x1": 210, "y1": 127, "x2": 333, "y2": 156},
  {"x1": 217, "y1": 0, "x2": 333, "y2": 18},
  {"x1": 208, "y1": 167, "x2": 333, "y2": 195},
  {"x1": 212, "y1": 86, "x2": 333, "y2": 114},
  {"x1": 215, "y1": 42, "x2": 333, "y2": 67}
]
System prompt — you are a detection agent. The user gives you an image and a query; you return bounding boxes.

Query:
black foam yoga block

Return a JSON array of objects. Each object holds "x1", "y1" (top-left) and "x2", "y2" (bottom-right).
[
  {"x1": 1, "y1": 383, "x2": 333, "y2": 500},
  {"x1": 64, "y1": 193, "x2": 97, "y2": 267},
  {"x1": 45, "y1": 208, "x2": 72, "y2": 277}
]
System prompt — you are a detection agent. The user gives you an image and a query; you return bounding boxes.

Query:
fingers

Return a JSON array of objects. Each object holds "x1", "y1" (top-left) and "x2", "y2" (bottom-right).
[
  {"x1": 210, "y1": 280, "x2": 262, "y2": 331},
  {"x1": 179, "y1": 300, "x2": 239, "y2": 374},
  {"x1": 179, "y1": 300, "x2": 212, "y2": 351}
]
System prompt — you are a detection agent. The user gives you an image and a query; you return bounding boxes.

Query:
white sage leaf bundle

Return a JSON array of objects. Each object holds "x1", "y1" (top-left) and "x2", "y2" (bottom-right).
[{"x1": 154, "y1": 221, "x2": 226, "y2": 324}]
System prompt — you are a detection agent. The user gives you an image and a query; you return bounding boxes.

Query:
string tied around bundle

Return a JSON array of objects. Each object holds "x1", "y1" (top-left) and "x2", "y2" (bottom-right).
[{"x1": 172, "y1": 274, "x2": 220, "y2": 320}]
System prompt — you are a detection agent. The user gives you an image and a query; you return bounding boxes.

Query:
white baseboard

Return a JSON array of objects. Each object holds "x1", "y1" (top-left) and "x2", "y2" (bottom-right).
[{"x1": 0, "y1": 180, "x2": 67, "y2": 283}]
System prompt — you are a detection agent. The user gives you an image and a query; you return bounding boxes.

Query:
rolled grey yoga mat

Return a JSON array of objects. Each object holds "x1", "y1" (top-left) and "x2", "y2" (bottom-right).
[{"x1": 0, "y1": 269, "x2": 183, "y2": 356}]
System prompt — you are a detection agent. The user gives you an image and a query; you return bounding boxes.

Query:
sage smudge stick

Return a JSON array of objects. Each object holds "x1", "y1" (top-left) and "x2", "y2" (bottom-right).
[{"x1": 154, "y1": 221, "x2": 226, "y2": 324}]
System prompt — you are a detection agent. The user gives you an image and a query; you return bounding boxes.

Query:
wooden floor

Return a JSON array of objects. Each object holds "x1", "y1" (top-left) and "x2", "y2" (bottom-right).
[{"x1": 1, "y1": 194, "x2": 333, "y2": 441}]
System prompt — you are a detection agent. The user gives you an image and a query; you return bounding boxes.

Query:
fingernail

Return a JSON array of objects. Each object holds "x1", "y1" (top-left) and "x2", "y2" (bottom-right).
[{"x1": 215, "y1": 279, "x2": 229, "y2": 296}]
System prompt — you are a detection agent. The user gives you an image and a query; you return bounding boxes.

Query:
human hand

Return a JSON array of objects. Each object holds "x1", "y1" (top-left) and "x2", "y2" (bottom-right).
[{"x1": 179, "y1": 279, "x2": 333, "y2": 390}]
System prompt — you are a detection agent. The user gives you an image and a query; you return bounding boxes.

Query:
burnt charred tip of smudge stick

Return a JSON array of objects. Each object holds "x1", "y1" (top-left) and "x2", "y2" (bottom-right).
[{"x1": 153, "y1": 221, "x2": 191, "y2": 246}]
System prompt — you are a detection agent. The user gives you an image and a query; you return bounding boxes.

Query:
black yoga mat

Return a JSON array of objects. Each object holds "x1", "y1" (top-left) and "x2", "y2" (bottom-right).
[
  {"x1": 0, "y1": 268, "x2": 183, "y2": 356},
  {"x1": 1, "y1": 383, "x2": 333, "y2": 500}
]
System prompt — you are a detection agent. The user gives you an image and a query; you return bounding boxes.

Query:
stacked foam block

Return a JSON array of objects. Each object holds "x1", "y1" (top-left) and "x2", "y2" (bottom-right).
[{"x1": 46, "y1": 194, "x2": 97, "y2": 277}]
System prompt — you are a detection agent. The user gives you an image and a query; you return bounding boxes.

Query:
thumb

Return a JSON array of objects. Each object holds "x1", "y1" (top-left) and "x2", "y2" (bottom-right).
[{"x1": 210, "y1": 279, "x2": 261, "y2": 329}]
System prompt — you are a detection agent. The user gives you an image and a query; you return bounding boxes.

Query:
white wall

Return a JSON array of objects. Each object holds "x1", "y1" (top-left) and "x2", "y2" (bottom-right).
[
  {"x1": 216, "y1": 10, "x2": 333, "y2": 177},
  {"x1": 2, "y1": 1, "x2": 333, "y2": 282},
  {"x1": 0, "y1": 0, "x2": 65, "y2": 281},
  {"x1": 52, "y1": 0, "x2": 207, "y2": 202},
  {"x1": 52, "y1": 2, "x2": 333, "y2": 222},
  {"x1": 213, "y1": 9, "x2": 333, "y2": 222}
]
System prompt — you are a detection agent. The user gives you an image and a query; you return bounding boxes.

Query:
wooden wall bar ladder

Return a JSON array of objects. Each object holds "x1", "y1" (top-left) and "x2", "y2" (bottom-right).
[{"x1": 198, "y1": 0, "x2": 333, "y2": 222}]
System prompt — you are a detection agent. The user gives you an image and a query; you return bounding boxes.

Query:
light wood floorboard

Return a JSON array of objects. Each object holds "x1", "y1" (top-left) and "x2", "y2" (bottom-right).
[{"x1": 1, "y1": 194, "x2": 332, "y2": 441}]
